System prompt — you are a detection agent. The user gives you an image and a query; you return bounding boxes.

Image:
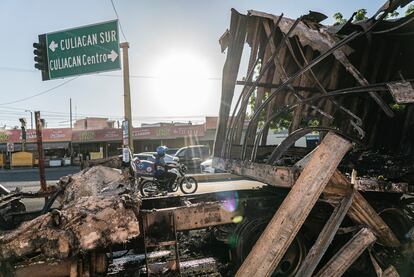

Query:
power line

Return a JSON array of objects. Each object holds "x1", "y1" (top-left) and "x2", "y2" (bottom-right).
[
  {"x1": 0, "y1": 66, "x2": 223, "y2": 81},
  {"x1": 0, "y1": 77, "x2": 79, "y2": 106},
  {"x1": 0, "y1": 67, "x2": 37, "y2": 73},
  {"x1": 97, "y1": 73, "x2": 222, "y2": 80},
  {"x1": 110, "y1": 0, "x2": 128, "y2": 42}
]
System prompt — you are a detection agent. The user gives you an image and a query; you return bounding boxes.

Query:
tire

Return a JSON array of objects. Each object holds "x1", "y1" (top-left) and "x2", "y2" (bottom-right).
[
  {"x1": 140, "y1": 180, "x2": 160, "y2": 197},
  {"x1": 180, "y1": 177, "x2": 198, "y2": 194},
  {"x1": 233, "y1": 217, "x2": 307, "y2": 277}
]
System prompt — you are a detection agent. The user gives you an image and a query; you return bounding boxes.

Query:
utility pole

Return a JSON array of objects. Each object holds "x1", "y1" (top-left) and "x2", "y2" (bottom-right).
[
  {"x1": 19, "y1": 118, "x2": 27, "y2": 152},
  {"x1": 70, "y1": 98, "x2": 73, "y2": 129},
  {"x1": 120, "y1": 42, "x2": 134, "y2": 154},
  {"x1": 35, "y1": 111, "x2": 47, "y2": 193},
  {"x1": 69, "y1": 98, "x2": 73, "y2": 161},
  {"x1": 25, "y1": 110, "x2": 33, "y2": 129}
]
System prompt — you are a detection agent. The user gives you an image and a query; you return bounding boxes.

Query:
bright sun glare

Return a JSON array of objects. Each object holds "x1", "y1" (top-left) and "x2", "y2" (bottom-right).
[
  {"x1": 156, "y1": 52, "x2": 210, "y2": 81},
  {"x1": 152, "y1": 52, "x2": 212, "y2": 113}
]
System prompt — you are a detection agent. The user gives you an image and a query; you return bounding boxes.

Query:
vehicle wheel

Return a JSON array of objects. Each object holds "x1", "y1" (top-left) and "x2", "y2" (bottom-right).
[
  {"x1": 180, "y1": 177, "x2": 198, "y2": 194},
  {"x1": 140, "y1": 180, "x2": 160, "y2": 197},
  {"x1": 233, "y1": 217, "x2": 307, "y2": 277}
]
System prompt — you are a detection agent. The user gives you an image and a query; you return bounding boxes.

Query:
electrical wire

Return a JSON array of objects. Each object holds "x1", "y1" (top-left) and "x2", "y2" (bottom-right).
[
  {"x1": 96, "y1": 73, "x2": 222, "y2": 80},
  {"x1": 0, "y1": 66, "x2": 222, "y2": 81},
  {"x1": 110, "y1": 0, "x2": 128, "y2": 42},
  {"x1": 0, "y1": 77, "x2": 79, "y2": 106},
  {"x1": 0, "y1": 67, "x2": 37, "y2": 73}
]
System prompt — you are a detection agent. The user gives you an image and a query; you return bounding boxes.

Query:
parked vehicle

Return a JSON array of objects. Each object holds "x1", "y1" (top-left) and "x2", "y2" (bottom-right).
[
  {"x1": 165, "y1": 148, "x2": 179, "y2": 156},
  {"x1": 200, "y1": 158, "x2": 223, "y2": 173},
  {"x1": 174, "y1": 145, "x2": 210, "y2": 173},
  {"x1": 139, "y1": 163, "x2": 198, "y2": 197}
]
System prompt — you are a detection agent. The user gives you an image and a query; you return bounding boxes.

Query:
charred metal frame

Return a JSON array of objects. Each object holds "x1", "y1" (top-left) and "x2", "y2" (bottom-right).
[
  {"x1": 213, "y1": 0, "x2": 414, "y2": 188},
  {"x1": 214, "y1": 1, "x2": 414, "y2": 275}
]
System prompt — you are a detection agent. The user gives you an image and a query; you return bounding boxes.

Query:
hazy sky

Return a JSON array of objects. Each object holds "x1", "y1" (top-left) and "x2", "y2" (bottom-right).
[{"x1": 0, "y1": 0, "x2": 388, "y2": 128}]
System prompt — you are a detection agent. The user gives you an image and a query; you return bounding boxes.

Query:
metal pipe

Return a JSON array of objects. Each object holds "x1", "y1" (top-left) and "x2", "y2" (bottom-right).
[
  {"x1": 266, "y1": 127, "x2": 361, "y2": 165},
  {"x1": 120, "y1": 42, "x2": 134, "y2": 154},
  {"x1": 249, "y1": 79, "x2": 414, "y2": 161},
  {"x1": 241, "y1": 31, "x2": 360, "y2": 160}
]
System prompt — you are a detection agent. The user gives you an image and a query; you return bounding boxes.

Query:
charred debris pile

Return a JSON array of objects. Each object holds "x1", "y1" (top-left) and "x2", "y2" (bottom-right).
[{"x1": 0, "y1": 164, "x2": 141, "y2": 276}]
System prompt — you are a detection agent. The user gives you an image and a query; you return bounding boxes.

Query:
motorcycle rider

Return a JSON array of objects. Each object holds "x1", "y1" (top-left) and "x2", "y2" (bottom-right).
[{"x1": 154, "y1": 146, "x2": 178, "y2": 192}]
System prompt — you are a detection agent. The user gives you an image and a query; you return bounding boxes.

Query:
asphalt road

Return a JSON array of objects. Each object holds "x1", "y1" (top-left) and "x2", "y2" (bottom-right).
[
  {"x1": 5, "y1": 180, "x2": 262, "y2": 212},
  {"x1": 0, "y1": 166, "x2": 80, "y2": 183}
]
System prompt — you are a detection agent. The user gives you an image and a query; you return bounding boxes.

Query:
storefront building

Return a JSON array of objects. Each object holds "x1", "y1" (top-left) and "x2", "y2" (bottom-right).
[
  {"x1": 0, "y1": 117, "x2": 218, "y2": 167},
  {"x1": 0, "y1": 128, "x2": 72, "y2": 167},
  {"x1": 72, "y1": 124, "x2": 207, "y2": 157}
]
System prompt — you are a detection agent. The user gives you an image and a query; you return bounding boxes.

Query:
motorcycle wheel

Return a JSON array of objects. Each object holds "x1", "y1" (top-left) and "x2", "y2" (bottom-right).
[
  {"x1": 180, "y1": 177, "x2": 198, "y2": 194},
  {"x1": 140, "y1": 180, "x2": 160, "y2": 197}
]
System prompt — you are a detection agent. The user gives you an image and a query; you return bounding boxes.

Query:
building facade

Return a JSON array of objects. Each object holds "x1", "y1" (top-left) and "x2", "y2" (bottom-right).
[{"x1": 0, "y1": 117, "x2": 219, "y2": 166}]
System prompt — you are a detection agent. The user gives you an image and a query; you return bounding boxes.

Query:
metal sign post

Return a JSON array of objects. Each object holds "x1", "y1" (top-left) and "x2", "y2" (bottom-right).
[
  {"x1": 120, "y1": 42, "x2": 134, "y2": 154},
  {"x1": 35, "y1": 111, "x2": 47, "y2": 193}
]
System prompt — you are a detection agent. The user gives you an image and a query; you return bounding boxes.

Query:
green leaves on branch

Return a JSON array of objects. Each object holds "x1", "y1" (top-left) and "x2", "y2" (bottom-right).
[
  {"x1": 332, "y1": 5, "x2": 414, "y2": 25},
  {"x1": 333, "y1": 12, "x2": 347, "y2": 26},
  {"x1": 406, "y1": 4, "x2": 414, "y2": 16}
]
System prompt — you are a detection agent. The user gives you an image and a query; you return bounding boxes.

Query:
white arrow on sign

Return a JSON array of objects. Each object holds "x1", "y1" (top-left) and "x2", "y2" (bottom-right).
[
  {"x1": 107, "y1": 50, "x2": 118, "y2": 62},
  {"x1": 49, "y1": 40, "x2": 58, "y2": 52}
]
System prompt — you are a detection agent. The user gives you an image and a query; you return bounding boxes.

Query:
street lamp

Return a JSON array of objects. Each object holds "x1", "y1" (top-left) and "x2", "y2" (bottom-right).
[{"x1": 25, "y1": 110, "x2": 33, "y2": 129}]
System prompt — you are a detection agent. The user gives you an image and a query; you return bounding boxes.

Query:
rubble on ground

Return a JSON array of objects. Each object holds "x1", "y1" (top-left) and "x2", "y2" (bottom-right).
[{"x1": 0, "y1": 165, "x2": 141, "y2": 262}]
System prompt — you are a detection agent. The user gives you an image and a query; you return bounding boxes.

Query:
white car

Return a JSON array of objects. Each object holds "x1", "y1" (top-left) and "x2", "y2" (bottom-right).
[{"x1": 200, "y1": 159, "x2": 218, "y2": 173}]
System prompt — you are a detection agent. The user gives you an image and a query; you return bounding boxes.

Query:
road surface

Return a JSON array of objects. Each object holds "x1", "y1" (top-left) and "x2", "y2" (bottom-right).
[
  {"x1": 0, "y1": 166, "x2": 80, "y2": 183},
  {"x1": 3, "y1": 179, "x2": 263, "y2": 211}
]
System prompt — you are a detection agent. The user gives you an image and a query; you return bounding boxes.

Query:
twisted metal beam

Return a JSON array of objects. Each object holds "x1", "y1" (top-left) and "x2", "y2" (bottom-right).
[
  {"x1": 241, "y1": 30, "x2": 360, "y2": 160},
  {"x1": 249, "y1": 79, "x2": 414, "y2": 162},
  {"x1": 266, "y1": 127, "x2": 361, "y2": 165},
  {"x1": 222, "y1": 14, "x2": 284, "y2": 158},
  {"x1": 224, "y1": 17, "x2": 301, "y2": 159}
]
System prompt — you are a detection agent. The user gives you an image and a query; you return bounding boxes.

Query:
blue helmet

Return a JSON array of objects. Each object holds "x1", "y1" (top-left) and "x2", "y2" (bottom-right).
[{"x1": 156, "y1": 146, "x2": 167, "y2": 156}]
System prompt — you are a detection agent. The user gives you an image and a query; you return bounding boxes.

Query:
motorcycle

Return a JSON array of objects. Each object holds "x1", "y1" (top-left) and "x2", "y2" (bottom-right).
[{"x1": 138, "y1": 163, "x2": 198, "y2": 197}]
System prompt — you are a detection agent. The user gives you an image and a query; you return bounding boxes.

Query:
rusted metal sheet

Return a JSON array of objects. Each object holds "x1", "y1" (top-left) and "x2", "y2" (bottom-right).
[
  {"x1": 142, "y1": 202, "x2": 239, "y2": 232},
  {"x1": 387, "y1": 81, "x2": 414, "y2": 104},
  {"x1": 355, "y1": 178, "x2": 412, "y2": 194},
  {"x1": 235, "y1": 132, "x2": 352, "y2": 277},
  {"x1": 315, "y1": 228, "x2": 377, "y2": 277},
  {"x1": 213, "y1": 157, "x2": 295, "y2": 188},
  {"x1": 13, "y1": 253, "x2": 107, "y2": 277},
  {"x1": 247, "y1": 10, "x2": 353, "y2": 55},
  {"x1": 213, "y1": 156, "x2": 412, "y2": 194},
  {"x1": 214, "y1": 9, "x2": 248, "y2": 157},
  {"x1": 175, "y1": 202, "x2": 238, "y2": 231}
]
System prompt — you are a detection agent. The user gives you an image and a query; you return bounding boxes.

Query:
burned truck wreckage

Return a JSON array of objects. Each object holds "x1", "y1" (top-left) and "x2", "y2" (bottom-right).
[{"x1": 2, "y1": 0, "x2": 414, "y2": 276}]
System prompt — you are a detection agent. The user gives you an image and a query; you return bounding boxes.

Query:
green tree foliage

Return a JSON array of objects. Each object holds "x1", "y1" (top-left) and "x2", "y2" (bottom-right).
[
  {"x1": 333, "y1": 12, "x2": 347, "y2": 25},
  {"x1": 354, "y1": 9, "x2": 368, "y2": 21},
  {"x1": 406, "y1": 4, "x2": 414, "y2": 16}
]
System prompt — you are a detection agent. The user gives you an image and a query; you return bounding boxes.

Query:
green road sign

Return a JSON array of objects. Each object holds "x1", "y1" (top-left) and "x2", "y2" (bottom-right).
[{"x1": 45, "y1": 20, "x2": 120, "y2": 80}]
